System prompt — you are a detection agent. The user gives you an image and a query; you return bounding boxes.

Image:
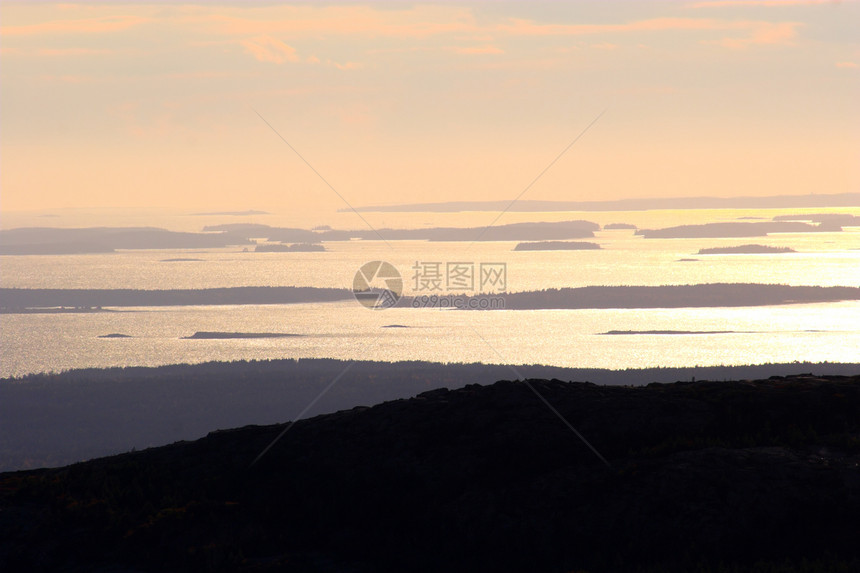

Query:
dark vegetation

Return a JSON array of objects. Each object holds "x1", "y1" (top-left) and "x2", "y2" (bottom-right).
[
  {"x1": 1, "y1": 373, "x2": 859, "y2": 572},
  {"x1": 513, "y1": 241, "x2": 601, "y2": 251},
  {"x1": 697, "y1": 244, "x2": 796, "y2": 254},
  {"x1": 2, "y1": 359, "x2": 858, "y2": 473},
  {"x1": 399, "y1": 283, "x2": 860, "y2": 309},
  {"x1": 342, "y1": 192, "x2": 860, "y2": 212}
]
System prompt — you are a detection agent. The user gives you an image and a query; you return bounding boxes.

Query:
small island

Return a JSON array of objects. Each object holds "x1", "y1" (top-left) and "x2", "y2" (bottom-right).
[
  {"x1": 513, "y1": 241, "x2": 601, "y2": 251},
  {"x1": 160, "y1": 258, "x2": 204, "y2": 262},
  {"x1": 600, "y1": 330, "x2": 737, "y2": 335},
  {"x1": 697, "y1": 244, "x2": 796, "y2": 255},
  {"x1": 98, "y1": 333, "x2": 132, "y2": 338},
  {"x1": 603, "y1": 223, "x2": 637, "y2": 230},
  {"x1": 181, "y1": 332, "x2": 302, "y2": 339},
  {"x1": 254, "y1": 243, "x2": 326, "y2": 253}
]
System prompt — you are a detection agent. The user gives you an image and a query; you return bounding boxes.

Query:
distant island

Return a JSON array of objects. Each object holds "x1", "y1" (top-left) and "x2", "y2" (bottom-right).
[
  {"x1": 400, "y1": 283, "x2": 860, "y2": 310},
  {"x1": 182, "y1": 332, "x2": 302, "y2": 339},
  {"x1": 0, "y1": 241, "x2": 115, "y2": 255},
  {"x1": 0, "y1": 226, "x2": 252, "y2": 255},
  {"x1": 697, "y1": 244, "x2": 796, "y2": 254},
  {"x1": 603, "y1": 223, "x2": 637, "y2": 230},
  {"x1": 342, "y1": 192, "x2": 860, "y2": 212},
  {"x1": 601, "y1": 330, "x2": 740, "y2": 335},
  {"x1": 773, "y1": 213, "x2": 860, "y2": 226},
  {"x1": 513, "y1": 241, "x2": 601, "y2": 251},
  {"x1": 188, "y1": 210, "x2": 270, "y2": 216},
  {"x1": 160, "y1": 257, "x2": 204, "y2": 262},
  {"x1": 203, "y1": 220, "x2": 599, "y2": 243},
  {"x1": 254, "y1": 243, "x2": 326, "y2": 253},
  {"x1": 97, "y1": 333, "x2": 132, "y2": 338},
  {"x1": 0, "y1": 286, "x2": 353, "y2": 313},
  {"x1": 636, "y1": 221, "x2": 834, "y2": 239},
  {"x1": 7, "y1": 306, "x2": 117, "y2": 314},
  {"x1": 5, "y1": 283, "x2": 859, "y2": 313}
]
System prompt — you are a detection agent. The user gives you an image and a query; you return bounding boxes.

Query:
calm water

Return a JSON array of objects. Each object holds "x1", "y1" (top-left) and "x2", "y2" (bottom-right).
[{"x1": 1, "y1": 208, "x2": 858, "y2": 377}]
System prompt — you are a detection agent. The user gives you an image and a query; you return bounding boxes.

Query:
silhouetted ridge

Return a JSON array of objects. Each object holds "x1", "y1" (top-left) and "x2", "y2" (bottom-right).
[{"x1": 2, "y1": 374, "x2": 859, "y2": 572}]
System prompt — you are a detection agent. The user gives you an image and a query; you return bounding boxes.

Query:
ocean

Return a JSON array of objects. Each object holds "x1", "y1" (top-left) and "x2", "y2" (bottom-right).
[{"x1": 1, "y1": 207, "x2": 858, "y2": 377}]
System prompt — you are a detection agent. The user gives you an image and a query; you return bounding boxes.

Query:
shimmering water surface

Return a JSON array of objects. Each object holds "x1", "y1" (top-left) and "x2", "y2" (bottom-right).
[{"x1": 1, "y1": 208, "x2": 858, "y2": 377}]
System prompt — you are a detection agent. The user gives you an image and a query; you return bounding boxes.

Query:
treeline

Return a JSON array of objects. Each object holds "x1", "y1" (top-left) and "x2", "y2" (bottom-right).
[{"x1": 1, "y1": 358, "x2": 858, "y2": 472}]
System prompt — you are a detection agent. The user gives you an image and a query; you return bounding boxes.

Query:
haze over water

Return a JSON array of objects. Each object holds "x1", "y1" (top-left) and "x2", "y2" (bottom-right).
[{"x1": 2, "y1": 207, "x2": 858, "y2": 378}]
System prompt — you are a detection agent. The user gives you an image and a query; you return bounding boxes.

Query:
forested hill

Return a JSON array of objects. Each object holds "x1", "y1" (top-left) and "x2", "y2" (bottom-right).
[{"x1": 2, "y1": 373, "x2": 859, "y2": 572}]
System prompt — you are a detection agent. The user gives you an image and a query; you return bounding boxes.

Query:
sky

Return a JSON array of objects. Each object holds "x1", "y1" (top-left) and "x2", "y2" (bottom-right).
[{"x1": 1, "y1": 0, "x2": 858, "y2": 215}]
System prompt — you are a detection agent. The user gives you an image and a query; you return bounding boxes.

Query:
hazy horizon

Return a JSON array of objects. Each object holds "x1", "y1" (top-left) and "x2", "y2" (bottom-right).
[{"x1": 2, "y1": 0, "x2": 858, "y2": 217}]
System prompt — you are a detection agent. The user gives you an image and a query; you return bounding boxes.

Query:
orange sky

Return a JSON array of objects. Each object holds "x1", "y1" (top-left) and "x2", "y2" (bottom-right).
[{"x1": 1, "y1": 1, "x2": 858, "y2": 214}]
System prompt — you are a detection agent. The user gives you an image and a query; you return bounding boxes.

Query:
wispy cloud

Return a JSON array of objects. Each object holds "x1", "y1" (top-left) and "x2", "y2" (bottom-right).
[
  {"x1": 450, "y1": 44, "x2": 504, "y2": 55},
  {"x1": 332, "y1": 60, "x2": 362, "y2": 70},
  {"x1": 37, "y1": 47, "x2": 111, "y2": 57},
  {"x1": 499, "y1": 16, "x2": 801, "y2": 48},
  {"x1": 0, "y1": 15, "x2": 149, "y2": 36},
  {"x1": 689, "y1": 0, "x2": 843, "y2": 7},
  {"x1": 835, "y1": 60, "x2": 858, "y2": 68},
  {"x1": 240, "y1": 36, "x2": 299, "y2": 64},
  {"x1": 713, "y1": 21, "x2": 800, "y2": 47},
  {"x1": 205, "y1": 5, "x2": 476, "y2": 39}
]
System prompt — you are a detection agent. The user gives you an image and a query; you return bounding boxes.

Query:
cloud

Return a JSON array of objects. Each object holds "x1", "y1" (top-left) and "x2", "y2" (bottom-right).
[
  {"x1": 835, "y1": 60, "x2": 858, "y2": 67},
  {"x1": 714, "y1": 21, "x2": 800, "y2": 47},
  {"x1": 450, "y1": 45, "x2": 504, "y2": 55},
  {"x1": 240, "y1": 36, "x2": 299, "y2": 64},
  {"x1": 37, "y1": 48, "x2": 111, "y2": 57},
  {"x1": 332, "y1": 61, "x2": 362, "y2": 70},
  {"x1": 205, "y1": 5, "x2": 476, "y2": 39},
  {"x1": 498, "y1": 16, "x2": 801, "y2": 48},
  {"x1": 0, "y1": 15, "x2": 149, "y2": 36},
  {"x1": 688, "y1": 0, "x2": 843, "y2": 7}
]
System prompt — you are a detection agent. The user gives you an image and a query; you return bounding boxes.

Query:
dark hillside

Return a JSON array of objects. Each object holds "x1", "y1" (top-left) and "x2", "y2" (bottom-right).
[{"x1": 2, "y1": 374, "x2": 859, "y2": 572}]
